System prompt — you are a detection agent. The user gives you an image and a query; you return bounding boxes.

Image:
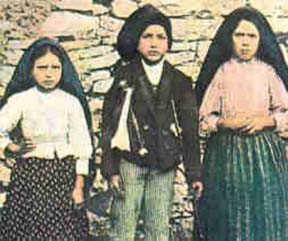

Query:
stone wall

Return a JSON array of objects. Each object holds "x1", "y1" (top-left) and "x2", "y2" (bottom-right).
[{"x1": 1, "y1": 0, "x2": 288, "y2": 238}]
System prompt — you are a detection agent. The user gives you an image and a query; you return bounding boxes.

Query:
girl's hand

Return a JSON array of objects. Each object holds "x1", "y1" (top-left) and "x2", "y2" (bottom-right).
[
  {"x1": 278, "y1": 130, "x2": 288, "y2": 139},
  {"x1": 72, "y1": 175, "x2": 84, "y2": 204},
  {"x1": 6, "y1": 142, "x2": 21, "y2": 153},
  {"x1": 72, "y1": 187, "x2": 84, "y2": 204},
  {"x1": 22, "y1": 137, "x2": 36, "y2": 153},
  {"x1": 6, "y1": 137, "x2": 36, "y2": 154},
  {"x1": 240, "y1": 116, "x2": 275, "y2": 134},
  {"x1": 217, "y1": 116, "x2": 250, "y2": 130}
]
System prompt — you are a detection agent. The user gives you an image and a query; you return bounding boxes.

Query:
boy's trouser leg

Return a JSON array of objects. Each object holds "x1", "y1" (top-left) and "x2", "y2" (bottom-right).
[
  {"x1": 143, "y1": 168, "x2": 175, "y2": 241},
  {"x1": 110, "y1": 160, "x2": 146, "y2": 241}
]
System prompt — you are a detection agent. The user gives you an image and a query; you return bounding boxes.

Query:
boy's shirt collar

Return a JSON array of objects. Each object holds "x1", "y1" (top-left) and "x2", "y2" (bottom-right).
[{"x1": 141, "y1": 58, "x2": 165, "y2": 86}]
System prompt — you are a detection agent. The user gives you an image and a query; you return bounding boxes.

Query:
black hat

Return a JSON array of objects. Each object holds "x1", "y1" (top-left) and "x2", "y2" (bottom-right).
[{"x1": 116, "y1": 4, "x2": 172, "y2": 61}]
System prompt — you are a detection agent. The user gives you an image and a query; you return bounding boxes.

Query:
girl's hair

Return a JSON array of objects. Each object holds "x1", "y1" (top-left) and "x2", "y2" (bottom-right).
[
  {"x1": 28, "y1": 45, "x2": 64, "y2": 86},
  {"x1": 195, "y1": 7, "x2": 288, "y2": 105},
  {"x1": 29, "y1": 45, "x2": 63, "y2": 72}
]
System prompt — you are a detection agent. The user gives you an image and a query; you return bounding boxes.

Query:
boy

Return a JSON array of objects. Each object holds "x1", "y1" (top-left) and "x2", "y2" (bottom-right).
[{"x1": 101, "y1": 4, "x2": 202, "y2": 241}]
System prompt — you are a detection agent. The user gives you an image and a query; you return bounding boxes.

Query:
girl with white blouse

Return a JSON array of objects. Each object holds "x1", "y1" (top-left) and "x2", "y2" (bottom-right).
[{"x1": 0, "y1": 38, "x2": 93, "y2": 240}]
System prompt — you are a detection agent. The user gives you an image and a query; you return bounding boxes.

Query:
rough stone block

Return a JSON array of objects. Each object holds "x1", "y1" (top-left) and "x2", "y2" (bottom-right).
[
  {"x1": 40, "y1": 11, "x2": 99, "y2": 37},
  {"x1": 111, "y1": 0, "x2": 138, "y2": 18},
  {"x1": 81, "y1": 51, "x2": 119, "y2": 70},
  {"x1": 93, "y1": 78, "x2": 114, "y2": 94},
  {"x1": 0, "y1": 65, "x2": 15, "y2": 91}
]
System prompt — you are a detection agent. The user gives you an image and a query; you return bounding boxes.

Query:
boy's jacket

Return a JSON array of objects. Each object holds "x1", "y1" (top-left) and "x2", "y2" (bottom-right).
[{"x1": 101, "y1": 56, "x2": 202, "y2": 183}]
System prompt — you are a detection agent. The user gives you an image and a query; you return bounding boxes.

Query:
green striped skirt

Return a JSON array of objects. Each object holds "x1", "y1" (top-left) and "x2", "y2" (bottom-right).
[{"x1": 198, "y1": 131, "x2": 288, "y2": 241}]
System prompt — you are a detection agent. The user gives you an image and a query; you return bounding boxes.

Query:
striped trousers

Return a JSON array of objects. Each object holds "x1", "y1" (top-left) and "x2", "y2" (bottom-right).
[{"x1": 110, "y1": 160, "x2": 175, "y2": 241}]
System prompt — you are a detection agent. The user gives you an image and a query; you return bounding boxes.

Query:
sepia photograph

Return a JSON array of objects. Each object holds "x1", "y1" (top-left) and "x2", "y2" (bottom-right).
[{"x1": 0, "y1": 0, "x2": 288, "y2": 240}]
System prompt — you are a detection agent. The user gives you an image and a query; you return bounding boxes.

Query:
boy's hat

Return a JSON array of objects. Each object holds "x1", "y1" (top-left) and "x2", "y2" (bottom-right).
[{"x1": 116, "y1": 4, "x2": 172, "y2": 61}]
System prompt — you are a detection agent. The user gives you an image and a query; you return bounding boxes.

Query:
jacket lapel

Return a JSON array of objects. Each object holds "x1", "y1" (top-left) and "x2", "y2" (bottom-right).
[
  {"x1": 132, "y1": 58, "x2": 174, "y2": 125},
  {"x1": 133, "y1": 59, "x2": 157, "y2": 120},
  {"x1": 155, "y1": 62, "x2": 173, "y2": 126},
  {"x1": 156, "y1": 62, "x2": 172, "y2": 108}
]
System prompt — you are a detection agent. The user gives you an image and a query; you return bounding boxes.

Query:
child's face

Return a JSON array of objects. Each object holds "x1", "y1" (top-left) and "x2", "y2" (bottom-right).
[
  {"x1": 32, "y1": 51, "x2": 62, "y2": 91},
  {"x1": 232, "y1": 20, "x2": 260, "y2": 61},
  {"x1": 137, "y1": 24, "x2": 169, "y2": 63}
]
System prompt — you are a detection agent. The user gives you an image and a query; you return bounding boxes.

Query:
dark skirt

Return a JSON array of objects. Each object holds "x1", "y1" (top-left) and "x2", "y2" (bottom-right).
[
  {"x1": 0, "y1": 156, "x2": 89, "y2": 240},
  {"x1": 198, "y1": 131, "x2": 288, "y2": 241}
]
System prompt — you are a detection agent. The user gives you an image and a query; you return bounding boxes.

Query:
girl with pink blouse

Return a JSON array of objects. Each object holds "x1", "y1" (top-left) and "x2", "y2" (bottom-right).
[{"x1": 195, "y1": 7, "x2": 288, "y2": 241}]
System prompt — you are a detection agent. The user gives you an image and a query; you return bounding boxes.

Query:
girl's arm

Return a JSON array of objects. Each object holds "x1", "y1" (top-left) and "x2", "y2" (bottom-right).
[
  {"x1": 199, "y1": 68, "x2": 223, "y2": 135},
  {"x1": 268, "y1": 67, "x2": 288, "y2": 134},
  {"x1": 0, "y1": 95, "x2": 23, "y2": 154},
  {"x1": 69, "y1": 98, "x2": 93, "y2": 176},
  {"x1": 69, "y1": 98, "x2": 93, "y2": 203}
]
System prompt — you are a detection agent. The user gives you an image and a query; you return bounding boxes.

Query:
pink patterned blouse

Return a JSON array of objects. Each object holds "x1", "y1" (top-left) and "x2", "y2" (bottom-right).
[{"x1": 199, "y1": 58, "x2": 288, "y2": 135}]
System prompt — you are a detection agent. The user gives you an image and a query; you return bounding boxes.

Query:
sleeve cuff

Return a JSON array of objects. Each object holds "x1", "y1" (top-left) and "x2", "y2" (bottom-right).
[{"x1": 76, "y1": 158, "x2": 89, "y2": 175}]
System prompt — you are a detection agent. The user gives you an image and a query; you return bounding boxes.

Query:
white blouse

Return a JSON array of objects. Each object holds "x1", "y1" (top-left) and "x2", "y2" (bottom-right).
[{"x1": 0, "y1": 87, "x2": 93, "y2": 175}]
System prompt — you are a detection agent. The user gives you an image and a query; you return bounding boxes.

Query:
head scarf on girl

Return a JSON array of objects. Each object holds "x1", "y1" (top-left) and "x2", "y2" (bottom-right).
[
  {"x1": 195, "y1": 7, "x2": 288, "y2": 105},
  {"x1": 1, "y1": 37, "x2": 92, "y2": 130},
  {"x1": 1, "y1": 37, "x2": 95, "y2": 188}
]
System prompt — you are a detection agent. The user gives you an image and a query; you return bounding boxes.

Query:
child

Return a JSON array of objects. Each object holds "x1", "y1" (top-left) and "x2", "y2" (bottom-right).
[
  {"x1": 0, "y1": 37, "x2": 93, "y2": 240},
  {"x1": 196, "y1": 7, "x2": 288, "y2": 241},
  {"x1": 101, "y1": 4, "x2": 202, "y2": 241}
]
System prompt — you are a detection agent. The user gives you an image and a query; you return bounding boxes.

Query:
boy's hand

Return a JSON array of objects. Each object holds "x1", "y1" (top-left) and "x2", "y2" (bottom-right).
[
  {"x1": 110, "y1": 175, "x2": 124, "y2": 199},
  {"x1": 110, "y1": 175, "x2": 120, "y2": 191},
  {"x1": 191, "y1": 181, "x2": 203, "y2": 199}
]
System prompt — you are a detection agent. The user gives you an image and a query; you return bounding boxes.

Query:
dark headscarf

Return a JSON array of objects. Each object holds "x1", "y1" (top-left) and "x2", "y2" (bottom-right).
[
  {"x1": 1, "y1": 37, "x2": 92, "y2": 130},
  {"x1": 116, "y1": 4, "x2": 172, "y2": 61},
  {"x1": 195, "y1": 7, "x2": 288, "y2": 105}
]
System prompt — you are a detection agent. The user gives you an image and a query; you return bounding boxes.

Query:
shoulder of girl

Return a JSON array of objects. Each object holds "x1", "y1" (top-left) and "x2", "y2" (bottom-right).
[
  {"x1": 61, "y1": 90, "x2": 79, "y2": 102},
  {"x1": 259, "y1": 61, "x2": 275, "y2": 72},
  {"x1": 7, "y1": 88, "x2": 34, "y2": 102}
]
